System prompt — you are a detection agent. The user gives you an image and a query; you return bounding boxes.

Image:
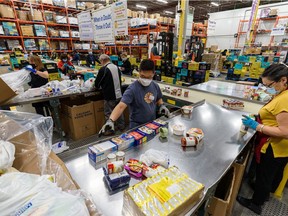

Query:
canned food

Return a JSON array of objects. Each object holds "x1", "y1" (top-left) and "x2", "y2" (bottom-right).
[
  {"x1": 107, "y1": 153, "x2": 116, "y2": 163},
  {"x1": 116, "y1": 151, "x2": 125, "y2": 161}
]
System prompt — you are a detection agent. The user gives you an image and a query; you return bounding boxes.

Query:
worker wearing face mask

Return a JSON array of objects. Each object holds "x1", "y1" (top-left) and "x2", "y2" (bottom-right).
[
  {"x1": 99, "y1": 59, "x2": 170, "y2": 135},
  {"x1": 86, "y1": 49, "x2": 101, "y2": 68},
  {"x1": 119, "y1": 52, "x2": 132, "y2": 75},
  {"x1": 57, "y1": 53, "x2": 74, "y2": 75}
]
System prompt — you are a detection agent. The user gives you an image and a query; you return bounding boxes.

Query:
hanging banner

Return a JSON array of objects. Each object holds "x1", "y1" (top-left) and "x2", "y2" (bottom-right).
[
  {"x1": 77, "y1": 11, "x2": 93, "y2": 41},
  {"x1": 113, "y1": 0, "x2": 128, "y2": 36},
  {"x1": 271, "y1": 27, "x2": 286, "y2": 36},
  {"x1": 92, "y1": 6, "x2": 114, "y2": 43}
]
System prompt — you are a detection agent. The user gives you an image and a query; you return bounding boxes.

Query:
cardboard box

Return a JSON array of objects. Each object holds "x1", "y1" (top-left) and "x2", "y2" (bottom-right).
[
  {"x1": 55, "y1": 15, "x2": 67, "y2": 24},
  {"x1": 0, "y1": 78, "x2": 16, "y2": 105},
  {"x1": 17, "y1": 10, "x2": 29, "y2": 21},
  {"x1": 0, "y1": 4, "x2": 15, "y2": 19},
  {"x1": 66, "y1": 0, "x2": 76, "y2": 8},
  {"x1": 2, "y1": 22, "x2": 18, "y2": 36},
  {"x1": 31, "y1": 10, "x2": 43, "y2": 21},
  {"x1": 41, "y1": 0, "x2": 53, "y2": 5},
  {"x1": 53, "y1": 0, "x2": 65, "y2": 7},
  {"x1": 21, "y1": 25, "x2": 34, "y2": 36},
  {"x1": 226, "y1": 149, "x2": 250, "y2": 216},
  {"x1": 68, "y1": 17, "x2": 78, "y2": 25},
  {"x1": 88, "y1": 141, "x2": 118, "y2": 165},
  {"x1": 59, "y1": 41, "x2": 68, "y2": 50},
  {"x1": 49, "y1": 28, "x2": 59, "y2": 37},
  {"x1": 93, "y1": 100, "x2": 105, "y2": 133},
  {"x1": 61, "y1": 101, "x2": 97, "y2": 140},
  {"x1": 44, "y1": 11, "x2": 55, "y2": 23},
  {"x1": 71, "y1": 31, "x2": 79, "y2": 37},
  {"x1": 110, "y1": 133, "x2": 135, "y2": 151},
  {"x1": 210, "y1": 45, "x2": 218, "y2": 52},
  {"x1": 207, "y1": 167, "x2": 235, "y2": 216},
  {"x1": 50, "y1": 41, "x2": 59, "y2": 49},
  {"x1": 34, "y1": 24, "x2": 46, "y2": 36},
  {"x1": 59, "y1": 30, "x2": 69, "y2": 37}
]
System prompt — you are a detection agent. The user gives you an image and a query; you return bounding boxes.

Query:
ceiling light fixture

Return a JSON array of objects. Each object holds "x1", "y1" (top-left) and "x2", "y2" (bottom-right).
[
  {"x1": 157, "y1": 0, "x2": 168, "y2": 3},
  {"x1": 211, "y1": 2, "x2": 220, "y2": 7},
  {"x1": 164, "y1": 11, "x2": 174, "y2": 14},
  {"x1": 136, "y1": 4, "x2": 147, "y2": 9}
]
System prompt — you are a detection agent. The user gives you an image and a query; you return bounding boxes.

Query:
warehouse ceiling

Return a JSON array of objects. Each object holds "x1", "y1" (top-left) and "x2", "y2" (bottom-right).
[{"x1": 78, "y1": 0, "x2": 286, "y2": 22}]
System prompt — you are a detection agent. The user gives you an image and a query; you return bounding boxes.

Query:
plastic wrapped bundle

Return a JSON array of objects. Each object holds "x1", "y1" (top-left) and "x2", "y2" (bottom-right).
[{"x1": 0, "y1": 68, "x2": 31, "y2": 91}]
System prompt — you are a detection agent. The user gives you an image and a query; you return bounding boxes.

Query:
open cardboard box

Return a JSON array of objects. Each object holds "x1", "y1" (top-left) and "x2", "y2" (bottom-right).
[{"x1": 0, "y1": 78, "x2": 16, "y2": 105}]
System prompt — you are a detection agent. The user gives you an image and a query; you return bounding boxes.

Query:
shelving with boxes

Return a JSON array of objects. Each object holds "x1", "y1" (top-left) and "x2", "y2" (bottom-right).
[
  {"x1": 192, "y1": 22, "x2": 207, "y2": 46},
  {"x1": 0, "y1": 0, "x2": 86, "y2": 54}
]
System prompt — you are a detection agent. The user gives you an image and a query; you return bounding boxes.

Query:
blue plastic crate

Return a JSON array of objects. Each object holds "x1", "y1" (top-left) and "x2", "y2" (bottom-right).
[
  {"x1": 238, "y1": 55, "x2": 249, "y2": 62},
  {"x1": 227, "y1": 55, "x2": 237, "y2": 61},
  {"x1": 234, "y1": 63, "x2": 243, "y2": 70},
  {"x1": 178, "y1": 61, "x2": 183, "y2": 68},
  {"x1": 83, "y1": 72, "x2": 95, "y2": 81},
  {"x1": 261, "y1": 62, "x2": 271, "y2": 68},
  {"x1": 110, "y1": 55, "x2": 118, "y2": 61},
  {"x1": 118, "y1": 61, "x2": 123, "y2": 66}
]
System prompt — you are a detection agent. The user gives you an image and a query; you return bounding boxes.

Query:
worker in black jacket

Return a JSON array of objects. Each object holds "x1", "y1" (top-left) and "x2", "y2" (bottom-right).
[
  {"x1": 95, "y1": 54, "x2": 125, "y2": 134},
  {"x1": 119, "y1": 52, "x2": 132, "y2": 75},
  {"x1": 86, "y1": 49, "x2": 101, "y2": 68}
]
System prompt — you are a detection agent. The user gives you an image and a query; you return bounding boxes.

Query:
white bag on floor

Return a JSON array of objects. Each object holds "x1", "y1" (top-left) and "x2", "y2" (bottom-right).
[
  {"x1": 0, "y1": 140, "x2": 15, "y2": 170},
  {"x1": 0, "y1": 172, "x2": 89, "y2": 216}
]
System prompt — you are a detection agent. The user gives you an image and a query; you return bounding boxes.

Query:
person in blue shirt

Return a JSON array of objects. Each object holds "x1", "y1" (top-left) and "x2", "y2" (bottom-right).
[
  {"x1": 72, "y1": 50, "x2": 80, "y2": 63},
  {"x1": 86, "y1": 49, "x2": 100, "y2": 67},
  {"x1": 99, "y1": 59, "x2": 170, "y2": 135}
]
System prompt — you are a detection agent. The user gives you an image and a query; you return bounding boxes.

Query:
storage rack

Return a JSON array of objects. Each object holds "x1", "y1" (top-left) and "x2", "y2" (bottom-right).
[
  {"x1": 234, "y1": 15, "x2": 288, "y2": 48},
  {"x1": 191, "y1": 22, "x2": 207, "y2": 46},
  {"x1": 105, "y1": 22, "x2": 175, "y2": 58},
  {"x1": 0, "y1": 0, "x2": 87, "y2": 54}
]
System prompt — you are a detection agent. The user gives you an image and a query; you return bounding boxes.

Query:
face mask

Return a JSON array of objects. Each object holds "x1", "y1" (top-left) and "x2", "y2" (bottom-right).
[
  {"x1": 62, "y1": 59, "x2": 67, "y2": 62},
  {"x1": 266, "y1": 87, "x2": 280, "y2": 95},
  {"x1": 89, "y1": 52, "x2": 93, "y2": 54},
  {"x1": 138, "y1": 77, "x2": 152, "y2": 87},
  {"x1": 122, "y1": 58, "x2": 127, "y2": 61}
]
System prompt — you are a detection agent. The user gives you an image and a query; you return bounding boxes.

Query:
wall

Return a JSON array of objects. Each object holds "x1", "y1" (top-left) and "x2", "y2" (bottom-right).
[{"x1": 206, "y1": 2, "x2": 288, "y2": 49}]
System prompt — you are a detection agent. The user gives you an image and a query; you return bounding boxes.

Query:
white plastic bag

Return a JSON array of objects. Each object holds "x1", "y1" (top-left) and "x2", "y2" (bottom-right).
[
  {"x1": 0, "y1": 172, "x2": 90, "y2": 216},
  {"x1": 140, "y1": 149, "x2": 169, "y2": 168},
  {"x1": 0, "y1": 68, "x2": 31, "y2": 91},
  {"x1": 0, "y1": 140, "x2": 15, "y2": 170}
]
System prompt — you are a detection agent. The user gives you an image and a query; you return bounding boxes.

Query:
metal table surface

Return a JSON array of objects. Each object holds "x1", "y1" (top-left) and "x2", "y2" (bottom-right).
[
  {"x1": 63, "y1": 102, "x2": 254, "y2": 216},
  {"x1": 189, "y1": 80, "x2": 264, "y2": 105}
]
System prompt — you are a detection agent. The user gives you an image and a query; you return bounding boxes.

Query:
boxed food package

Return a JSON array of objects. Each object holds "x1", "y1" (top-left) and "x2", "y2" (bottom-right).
[
  {"x1": 24, "y1": 39, "x2": 37, "y2": 50},
  {"x1": 49, "y1": 28, "x2": 59, "y2": 37},
  {"x1": 103, "y1": 168, "x2": 130, "y2": 192},
  {"x1": 55, "y1": 15, "x2": 67, "y2": 24},
  {"x1": 137, "y1": 126, "x2": 156, "y2": 141},
  {"x1": 53, "y1": 0, "x2": 65, "y2": 7},
  {"x1": 123, "y1": 166, "x2": 204, "y2": 216},
  {"x1": 6, "y1": 40, "x2": 20, "y2": 50},
  {"x1": 128, "y1": 131, "x2": 147, "y2": 146},
  {"x1": 44, "y1": 11, "x2": 55, "y2": 23},
  {"x1": 68, "y1": 17, "x2": 78, "y2": 25},
  {"x1": 153, "y1": 119, "x2": 168, "y2": 128},
  {"x1": 111, "y1": 133, "x2": 135, "y2": 151},
  {"x1": 145, "y1": 123, "x2": 160, "y2": 134},
  {"x1": 88, "y1": 141, "x2": 118, "y2": 165},
  {"x1": 29, "y1": 10, "x2": 43, "y2": 21},
  {"x1": 59, "y1": 30, "x2": 69, "y2": 37},
  {"x1": 60, "y1": 101, "x2": 96, "y2": 140},
  {"x1": 2, "y1": 22, "x2": 18, "y2": 36},
  {"x1": 0, "y1": 4, "x2": 15, "y2": 19},
  {"x1": 71, "y1": 31, "x2": 79, "y2": 38},
  {"x1": 34, "y1": 24, "x2": 47, "y2": 36},
  {"x1": 17, "y1": 10, "x2": 29, "y2": 21},
  {"x1": 59, "y1": 41, "x2": 68, "y2": 50},
  {"x1": 21, "y1": 25, "x2": 34, "y2": 36},
  {"x1": 67, "y1": 0, "x2": 76, "y2": 8},
  {"x1": 74, "y1": 43, "x2": 82, "y2": 50},
  {"x1": 38, "y1": 39, "x2": 49, "y2": 50}
]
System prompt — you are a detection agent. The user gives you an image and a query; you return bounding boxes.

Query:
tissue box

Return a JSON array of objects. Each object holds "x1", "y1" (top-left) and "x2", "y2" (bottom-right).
[
  {"x1": 88, "y1": 141, "x2": 118, "y2": 165},
  {"x1": 128, "y1": 131, "x2": 147, "y2": 146},
  {"x1": 137, "y1": 126, "x2": 156, "y2": 142},
  {"x1": 111, "y1": 133, "x2": 135, "y2": 151},
  {"x1": 145, "y1": 123, "x2": 160, "y2": 134}
]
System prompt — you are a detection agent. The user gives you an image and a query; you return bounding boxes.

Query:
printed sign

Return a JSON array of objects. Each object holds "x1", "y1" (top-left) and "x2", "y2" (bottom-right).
[
  {"x1": 113, "y1": 0, "x2": 128, "y2": 36},
  {"x1": 77, "y1": 11, "x2": 93, "y2": 41},
  {"x1": 92, "y1": 6, "x2": 114, "y2": 42},
  {"x1": 271, "y1": 27, "x2": 285, "y2": 36},
  {"x1": 207, "y1": 19, "x2": 216, "y2": 35}
]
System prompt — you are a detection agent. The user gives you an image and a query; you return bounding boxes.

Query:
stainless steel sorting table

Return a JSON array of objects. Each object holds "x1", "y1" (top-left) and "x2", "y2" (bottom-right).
[{"x1": 63, "y1": 102, "x2": 254, "y2": 216}]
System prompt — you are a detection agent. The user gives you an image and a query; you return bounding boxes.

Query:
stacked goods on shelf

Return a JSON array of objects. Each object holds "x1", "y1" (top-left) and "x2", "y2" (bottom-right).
[
  {"x1": 0, "y1": 4, "x2": 14, "y2": 19},
  {"x1": 2, "y1": 22, "x2": 18, "y2": 36},
  {"x1": 28, "y1": 9, "x2": 43, "y2": 22},
  {"x1": 59, "y1": 41, "x2": 68, "y2": 50},
  {"x1": 39, "y1": 39, "x2": 49, "y2": 50},
  {"x1": 24, "y1": 39, "x2": 37, "y2": 50},
  {"x1": 21, "y1": 25, "x2": 34, "y2": 36},
  {"x1": 34, "y1": 25, "x2": 46, "y2": 37}
]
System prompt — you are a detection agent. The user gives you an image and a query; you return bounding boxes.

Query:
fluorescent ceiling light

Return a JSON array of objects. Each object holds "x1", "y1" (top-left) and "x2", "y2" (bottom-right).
[
  {"x1": 136, "y1": 4, "x2": 147, "y2": 9},
  {"x1": 164, "y1": 11, "x2": 174, "y2": 14},
  {"x1": 211, "y1": 2, "x2": 220, "y2": 6},
  {"x1": 157, "y1": 0, "x2": 168, "y2": 3}
]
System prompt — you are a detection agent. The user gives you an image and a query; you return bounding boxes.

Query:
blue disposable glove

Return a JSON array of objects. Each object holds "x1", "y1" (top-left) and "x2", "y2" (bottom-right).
[
  {"x1": 64, "y1": 63, "x2": 68, "y2": 68},
  {"x1": 25, "y1": 65, "x2": 36, "y2": 73},
  {"x1": 241, "y1": 115, "x2": 259, "y2": 130},
  {"x1": 68, "y1": 65, "x2": 74, "y2": 70}
]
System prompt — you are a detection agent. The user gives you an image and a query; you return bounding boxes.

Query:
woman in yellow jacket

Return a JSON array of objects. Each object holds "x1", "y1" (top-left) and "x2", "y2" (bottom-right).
[{"x1": 237, "y1": 63, "x2": 288, "y2": 215}]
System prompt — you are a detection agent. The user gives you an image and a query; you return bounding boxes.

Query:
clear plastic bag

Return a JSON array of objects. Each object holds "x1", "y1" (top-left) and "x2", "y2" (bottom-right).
[
  {"x1": 0, "y1": 140, "x2": 15, "y2": 171},
  {"x1": 0, "y1": 68, "x2": 31, "y2": 91}
]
